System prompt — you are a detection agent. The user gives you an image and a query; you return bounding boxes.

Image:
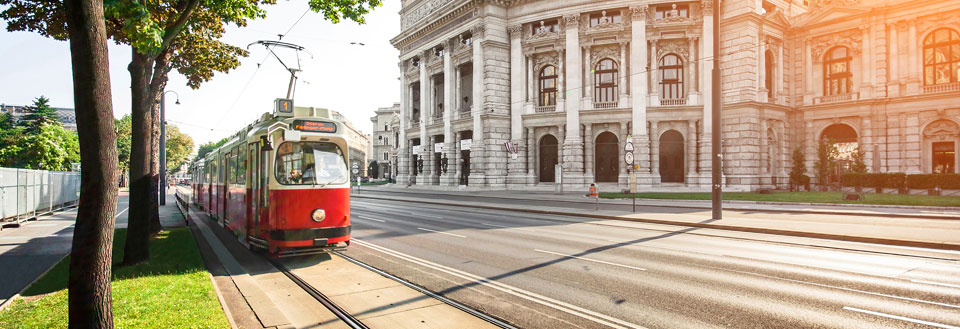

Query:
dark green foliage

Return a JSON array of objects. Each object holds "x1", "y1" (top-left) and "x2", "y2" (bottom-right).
[
  {"x1": 840, "y1": 173, "x2": 861, "y2": 187},
  {"x1": 907, "y1": 174, "x2": 937, "y2": 189},
  {"x1": 850, "y1": 146, "x2": 867, "y2": 173},
  {"x1": 789, "y1": 146, "x2": 807, "y2": 190},
  {"x1": 814, "y1": 140, "x2": 838, "y2": 188},
  {"x1": 861, "y1": 173, "x2": 884, "y2": 188},
  {"x1": 938, "y1": 174, "x2": 960, "y2": 190},
  {"x1": 0, "y1": 96, "x2": 79, "y2": 170},
  {"x1": 884, "y1": 173, "x2": 906, "y2": 189},
  {"x1": 21, "y1": 96, "x2": 59, "y2": 132},
  {"x1": 368, "y1": 161, "x2": 379, "y2": 178}
]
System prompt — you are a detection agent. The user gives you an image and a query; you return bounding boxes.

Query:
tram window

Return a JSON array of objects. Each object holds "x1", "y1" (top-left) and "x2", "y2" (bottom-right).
[{"x1": 275, "y1": 141, "x2": 348, "y2": 186}]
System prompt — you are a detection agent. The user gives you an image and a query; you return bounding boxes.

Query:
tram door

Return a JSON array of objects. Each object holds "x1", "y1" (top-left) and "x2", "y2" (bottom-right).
[{"x1": 247, "y1": 143, "x2": 260, "y2": 238}]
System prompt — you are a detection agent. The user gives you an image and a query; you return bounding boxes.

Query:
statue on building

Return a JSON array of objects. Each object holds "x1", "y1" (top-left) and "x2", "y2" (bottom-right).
[
  {"x1": 668, "y1": 4, "x2": 680, "y2": 18},
  {"x1": 537, "y1": 21, "x2": 548, "y2": 34},
  {"x1": 599, "y1": 11, "x2": 611, "y2": 24}
]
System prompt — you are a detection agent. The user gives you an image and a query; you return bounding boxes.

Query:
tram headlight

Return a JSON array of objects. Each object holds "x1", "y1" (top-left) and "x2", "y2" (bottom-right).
[{"x1": 311, "y1": 209, "x2": 326, "y2": 222}]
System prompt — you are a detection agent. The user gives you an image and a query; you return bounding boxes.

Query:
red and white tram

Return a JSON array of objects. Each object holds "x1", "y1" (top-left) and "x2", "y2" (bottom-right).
[{"x1": 190, "y1": 103, "x2": 351, "y2": 256}]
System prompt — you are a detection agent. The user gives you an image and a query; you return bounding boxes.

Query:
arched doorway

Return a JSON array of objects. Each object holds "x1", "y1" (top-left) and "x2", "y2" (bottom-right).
[
  {"x1": 539, "y1": 134, "x2": 558, "y2": 183},
  {"x1": 595, "y1": 132, "x2": 619, "y2": 182},
  {"x1": 660, "y1": 130, "x2": 684, "y2": 183},
  {"x1": 820, "y1": 123, "x2": 859, "y2": 179}
]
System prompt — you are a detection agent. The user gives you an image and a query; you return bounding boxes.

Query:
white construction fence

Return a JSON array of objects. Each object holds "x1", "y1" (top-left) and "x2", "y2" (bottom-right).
[{"x1": 0, "y1": 168, "x2": 80, "y2": 225}]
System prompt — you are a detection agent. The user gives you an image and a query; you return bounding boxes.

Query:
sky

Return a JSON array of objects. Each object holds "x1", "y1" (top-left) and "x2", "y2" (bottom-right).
[{"x1": 0, "y1": 1, "x2": 402, "y2": 145}]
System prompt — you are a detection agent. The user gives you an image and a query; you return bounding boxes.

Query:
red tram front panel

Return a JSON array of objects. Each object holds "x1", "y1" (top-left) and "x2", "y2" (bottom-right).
[{"x1": 264, "y1": 188, "x2": 351, "y2": 248}]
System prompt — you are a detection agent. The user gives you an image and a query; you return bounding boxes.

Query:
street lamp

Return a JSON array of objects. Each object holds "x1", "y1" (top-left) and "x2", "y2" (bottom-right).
[
  {"x1": 160, "y1": 90, "x2": 179, "y2": 205},
  {"x1": 711, "y1": 0, "x2": 722, "y2": 219}
]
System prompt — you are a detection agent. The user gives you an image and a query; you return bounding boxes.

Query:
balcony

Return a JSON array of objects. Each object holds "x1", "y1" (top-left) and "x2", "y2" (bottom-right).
[
  {"x1": 458, "y1": 106, "x2": 472, "y2": 119},
  {"x1": 535, "y1": 105, "x2": 556, "y2": 113},
  {"x1": 660, "y1": 98, "x2": 687, "y2": 106},
  {"x1": 815, "y1": 92, "x2": 859, "y2": 104},
  {"x1": 593, "y1": 100, "x2": 619, "y2": 110},
  {"x1": 923, "y1": 82, "x2": 960, "y2": 94}
]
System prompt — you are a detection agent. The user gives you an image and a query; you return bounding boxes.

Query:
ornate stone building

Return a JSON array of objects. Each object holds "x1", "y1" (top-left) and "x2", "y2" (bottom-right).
[
  {"x1": 391, "y1": 0, "x2": 960, "y2": 190},
  {"x1": 369, "y1": 103, "x2": 401, "y2": 179}
]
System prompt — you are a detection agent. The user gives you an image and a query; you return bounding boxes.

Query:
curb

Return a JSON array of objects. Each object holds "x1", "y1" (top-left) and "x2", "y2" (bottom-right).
[
  {"x1": 355, "y1": 195, "x2": 960, "y2": 252},
  {"x1": 179, "y1": 203, "x2": 239, "y2": 329},
  {"x1": 363, "y1": 189, "x2": 960, "y2": 220}
]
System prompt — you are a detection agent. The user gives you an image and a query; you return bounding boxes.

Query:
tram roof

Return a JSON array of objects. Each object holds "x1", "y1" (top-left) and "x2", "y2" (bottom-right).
[{"x1": 203, "y1": 106, "x2": 347, "y2": 161}]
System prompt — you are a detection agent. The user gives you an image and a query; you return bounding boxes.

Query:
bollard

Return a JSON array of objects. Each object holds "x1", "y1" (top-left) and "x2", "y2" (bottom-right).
[{"x1": 589, "y1": 183, "x2": 598, "y2": 211}]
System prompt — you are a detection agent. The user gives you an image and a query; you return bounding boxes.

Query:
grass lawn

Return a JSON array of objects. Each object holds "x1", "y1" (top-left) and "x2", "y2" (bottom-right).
[
  {"x1": 598, "y1": 191, "x2": 960, "y2": 207},
  {"x1": 0, "y1": 227, "x2": 229, "y2": 329}
]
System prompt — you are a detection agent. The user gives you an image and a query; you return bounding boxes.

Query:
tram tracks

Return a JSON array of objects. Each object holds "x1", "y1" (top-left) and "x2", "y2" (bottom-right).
[
  {"x1": 267, "y1": 252, "x2": 517, "y2": 329},
  {"x1": 267, "y1": 258, "x2": 371, "y2": 329}
]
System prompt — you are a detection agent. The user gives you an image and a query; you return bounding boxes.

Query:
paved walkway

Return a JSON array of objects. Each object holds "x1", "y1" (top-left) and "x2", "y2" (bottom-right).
[{"x1": 354, "y1": 187, "x2": 960, "y2": 251}]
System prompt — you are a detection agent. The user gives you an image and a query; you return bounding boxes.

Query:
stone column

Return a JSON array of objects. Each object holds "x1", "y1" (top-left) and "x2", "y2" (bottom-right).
[
  {"x1": 442, "y1": 40, "x2": 457, "y2": 186},
  {"x1": 527, "y1": 127, "x2": 536, "y2": 184},
  {"x1": 651, "y1": 121, "x2": 660, "y2": 183},
  {"x1": 760, "y1": 120, "x2": 769, "y2": 180},
  {"x1": 527, "y1": 54, "x2": 535, "y2": 107},
  {"x1": 700, "y1": 1, "x2": 715, "y2": 185},
  {"x1": 619, "y1": 42, "x2": 627, "y2": 104},
  {"x1": 508, "y1": 25, "x2": 526, "y2": 185},
  {"x1": 557, "y1": 49, "x2": 566, "y2": 112},
  {"x1": 584, "y1": 124, "x2": 594, "y2": 182},
  {"x1": 470, "y1": 24, "x2": 486, "y2": 186},
  {"x1": 689, "y1": 37, "x2": 700, "y2": 104},
  {"x1": 758, "y1": 39, "x2": 768, "y2": 103},
  {"x1": 619, "y1": 122, "x2": 628, "y2": 184},
  {"x1": 455, "y1": 65, "x2": 462, "y2": 118},
  {"x1": 650, "y1": 39, "x2": 660, "y2": 105},
  {"x1": 562, "y1": 14, "x2": 584, "y2": 185},
  {"x1": 398, "y1": 63, "x2": 410, "y2": 184},
  {"x1": 584, "y1": 45, "x2": 593, "y2": 108},
  {"x1": 906, "y1": 20, "x2": 920, "y2": 95},
  {"x1": 888, "y1": 23, "x2": 900, "y2": 97},
  {"x1": 557, "y1": 125, "x2": 565, "y2": 169},
  {"x1": 630, "y1": 5, "x2": 650, "y2": 184},
  {"x1": 778, "y1": 121, "x2": 788, "y2": 178},
  {"x1": 804, "y1": 40, "x2": 814, "y2": 105},
  {"x1": 417, "y1": 50, "x2": 429, "y2": 185},
  {"x1": 777, "y1": 41, "x2": 784, "y2": 103},
  {"x1": 687, "y1": 120, "x2": 697, "y2": 181},
  {"x1": 860, "y1": 26, "x2": 873, "y2": 99}
]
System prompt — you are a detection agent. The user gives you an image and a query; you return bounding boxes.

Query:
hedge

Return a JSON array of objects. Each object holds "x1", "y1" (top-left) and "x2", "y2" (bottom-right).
[
  {"x1": 906, "y1": 174, "x2": 937, "y2": 189},
  {"x1": 939, "y1": 174, "x2": 960, "y2": 189},
  {"x1": 861, "y1": 173, "x2": 885, "y2": 188},
  {"x1": 884, "y1": 173, "x2": 906, "y2": 189},
  {"x1": 840, "y1": 173, "x2": 861, "y2": 187}
]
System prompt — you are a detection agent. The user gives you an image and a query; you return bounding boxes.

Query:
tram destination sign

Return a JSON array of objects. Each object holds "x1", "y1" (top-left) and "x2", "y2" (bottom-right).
[{"x1": 292, "y1": 120, "x2": 337, "y2": 133}]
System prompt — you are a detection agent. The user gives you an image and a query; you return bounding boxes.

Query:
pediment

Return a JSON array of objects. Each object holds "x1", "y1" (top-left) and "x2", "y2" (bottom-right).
[{"x1": 763, "y1": 10, "x2": 791, "y2": 27}]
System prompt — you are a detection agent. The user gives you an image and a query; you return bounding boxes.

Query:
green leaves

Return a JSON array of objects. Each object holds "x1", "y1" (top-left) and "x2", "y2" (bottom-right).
[
  {"x1": 104, "y1": 0, "x2": 164, "y2": 55},
  {"x1": 308, "y1": 0, "x2": 382, "y2": 24},
  {"x1": 164, "y1": 125, "x2": 194, "y2": 175}
]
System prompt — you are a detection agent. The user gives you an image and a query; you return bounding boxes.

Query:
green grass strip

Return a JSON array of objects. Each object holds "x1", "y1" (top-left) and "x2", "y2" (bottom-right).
[
  {"x1": 0, "y1": 227, "x2": 229, "y2": 329},
  {"x1": 597, "y1": 191, "x2": 960, "y2": 207}
]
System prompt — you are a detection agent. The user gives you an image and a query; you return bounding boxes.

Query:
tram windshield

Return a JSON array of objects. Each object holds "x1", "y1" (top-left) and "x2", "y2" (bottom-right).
[{"x1": 275, "y1": 141, "x2": 348, "y2": 186}]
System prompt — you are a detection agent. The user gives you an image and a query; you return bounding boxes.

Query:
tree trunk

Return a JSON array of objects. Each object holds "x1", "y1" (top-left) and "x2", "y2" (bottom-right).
[
  {"x1": 64, "y1": 0, "x2": 118, "y2": 327},
  {"x1": 123, "y1": 49, "x2": 154, "y2": 265},
  {"x1": 147, "y1": 54, "x2": 171, "y2": 234}
]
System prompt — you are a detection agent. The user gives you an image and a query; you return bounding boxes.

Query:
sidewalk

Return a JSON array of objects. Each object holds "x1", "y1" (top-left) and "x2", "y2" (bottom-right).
[
  {"x1": 354, "y1": 187, "x2": 960, "y2": 251},
  {"x1": 179, "y1": 187, "x2": 499, "y2": 328},
  {"x1": 364, "y1": 184, "x2": 960, "y2": 219}
]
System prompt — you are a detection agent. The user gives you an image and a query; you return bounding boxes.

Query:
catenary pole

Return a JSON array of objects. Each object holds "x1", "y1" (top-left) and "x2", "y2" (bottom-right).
[{"x1": 711, "y1": 0, "x2": 722, "y2": 219}]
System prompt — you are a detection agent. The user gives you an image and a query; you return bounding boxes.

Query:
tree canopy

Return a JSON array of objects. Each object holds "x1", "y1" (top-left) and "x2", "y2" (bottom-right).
[
  {"x1": 0, "y1": 97, "x2": 79, "y2": 170},
  {"x1": 164, "y1": 125, "x2": 194, "y2": 175}
]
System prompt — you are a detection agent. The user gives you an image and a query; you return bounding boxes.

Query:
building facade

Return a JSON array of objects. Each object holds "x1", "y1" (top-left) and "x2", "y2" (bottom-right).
[
  {"x1": 391, "y1": 0, "x2": 960, "y2": 190},
  {"x1": 369, "y1": 103, "x2": 401, "y2": 179},
  {"x1": 1, "y1": 104, "x2": 78, "y2": 131},
  {"x1": 296, "y1": 106, "x2": 371, "y2": 176}
]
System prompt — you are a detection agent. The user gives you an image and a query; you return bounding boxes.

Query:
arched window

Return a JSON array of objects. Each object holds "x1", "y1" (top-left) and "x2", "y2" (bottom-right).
[
  {"x1": 660, "y1": 54, "x2": 684, "y2": 100},
  {"x1": 594, "y1": 59, "x2": 618, "y2": 103},
  {"x1": 765, "y1": 50, "x2": 775, "y2": 100},
  {"x1": 539, "y1": 65, "x2": 557, "y2": 106},
  {"x1": 823, "y1": 47, "x2": 852, "y2": 96},
  {"x1": 923, "y1": 28, "x2": 960, "y2": 86}
]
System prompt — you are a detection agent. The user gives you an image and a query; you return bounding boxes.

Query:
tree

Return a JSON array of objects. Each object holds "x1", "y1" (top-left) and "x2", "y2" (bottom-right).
[
  {"x1": 64, "y1": 0, "x2": 120, "y2": 326},
  {"x1": 164, "y1": 125, "x2": 194, "y2": 175},
  {"x1": 22, "y1": 96, "x2": 60, "y2": 132},
  {"x1": 368, "y1": 161, "x2": 379, "y2": 179},
  {"x1": 788, "y1": 146, "x2": 808, "y2": 191},
  {"x1": 115, "y1": 115, "x2": 132, "y2": 186},
  {"x1": 2, "y1": 0, "x2": 383, "y2": 265},
  {"x1": 850, "y1": 146, "x2": 868, "y2": 174},
  {"x1": 814, "y1": 140, "x2": 839, "y2": 190}
]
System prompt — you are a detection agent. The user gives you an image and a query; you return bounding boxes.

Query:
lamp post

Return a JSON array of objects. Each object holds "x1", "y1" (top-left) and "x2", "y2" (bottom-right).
[
  {"x1": 711, "y1": 0, "x2": 722, "y2": 219},
  {"x1": 159, "y1": 90, "x2": 179, "y2": 205}
]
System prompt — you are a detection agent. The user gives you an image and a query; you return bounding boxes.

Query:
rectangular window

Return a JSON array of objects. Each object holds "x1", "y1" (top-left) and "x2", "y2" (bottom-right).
[
  {"x1": 383, "y1": 152, "x2": 389, "y2": 161},
  {"x1": 589, "y1": 11, "x2": 621, "y2": 26},
  {"x1": 933, "y1": 141, "x2": 956, "y2": 174},
  {"x1": 655, "y1": 4, "x2": 689, "y2": 19},
  {"x1": 530, "y1": 20, "x2": 558, "y2": 35}
]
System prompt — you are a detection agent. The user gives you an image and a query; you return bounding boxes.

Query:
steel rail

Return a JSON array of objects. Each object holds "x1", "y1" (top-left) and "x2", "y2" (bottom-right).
[
  {"x1": 267, "y1": 258, "x2": 370, "y2": 329},
  {"x1": 334, "y1": 251, "x2": 520, "y2": 329}
]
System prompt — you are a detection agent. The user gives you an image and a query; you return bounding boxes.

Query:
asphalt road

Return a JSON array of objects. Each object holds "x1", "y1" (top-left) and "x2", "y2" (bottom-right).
[{"x1": 343, "y1": 197, "x2": 960, "y2": 329}]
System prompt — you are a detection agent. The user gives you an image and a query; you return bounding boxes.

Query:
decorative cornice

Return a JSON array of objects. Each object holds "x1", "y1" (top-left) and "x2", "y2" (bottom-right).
[
  {"x1": 810, "y1": 29, "x2": 861, "y2": 62},
  {"x1": 919, "y1": 10, "x2": 960, "y2": 35}
]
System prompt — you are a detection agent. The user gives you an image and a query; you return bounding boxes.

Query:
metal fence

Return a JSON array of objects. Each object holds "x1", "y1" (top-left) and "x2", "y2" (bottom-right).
[{"x1": 0, "y1": 168, "x2": 80, "y2": 224}]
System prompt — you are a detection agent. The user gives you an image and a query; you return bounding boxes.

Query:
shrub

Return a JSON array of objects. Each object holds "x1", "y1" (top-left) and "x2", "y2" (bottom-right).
[
  {"x1": 840, "y1": 173, "x2": 861, "y2": 187},
  {"x1": 797, "y1": 174, "x2": 811, "y2": 189},
  {"x1": 940, "y1": 174, "x2": 960, "y2": 190},
  {"x1": 906, "y1": 174, "x2": 937, "y2": 189},
  {"x1": 884, "y1": 173, "x2": 906, "y2": 189},
  {"x1": 861, "y1": 173, "x2": 885, "y2": 191}
]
